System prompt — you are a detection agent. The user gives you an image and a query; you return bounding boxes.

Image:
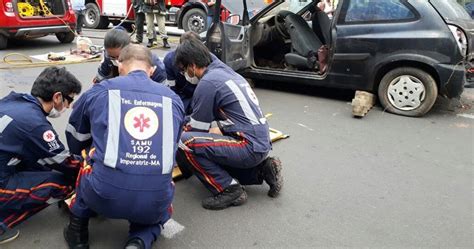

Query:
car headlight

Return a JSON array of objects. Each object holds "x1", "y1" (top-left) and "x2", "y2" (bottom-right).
[{"x1": 448, "y1": 24, "x2": 468, "y2": 57}]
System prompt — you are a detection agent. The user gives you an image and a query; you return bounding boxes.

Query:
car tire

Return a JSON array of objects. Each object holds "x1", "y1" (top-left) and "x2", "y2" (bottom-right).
[
  {"x1": 182, "y1": 8, "x2": 207, "y2": 33},
  {"x1": 378, "y1": 67, "x2": 438, "y2": 117},
  {"x1": 56, "y1": 32, "x2": 75, "y2": 43},
  {"x1": 84, "y1": 3, "x2": 109, "y2": 29},
  {"x1": 0, "y1": 35, "x2": 7, "y2": 50}
]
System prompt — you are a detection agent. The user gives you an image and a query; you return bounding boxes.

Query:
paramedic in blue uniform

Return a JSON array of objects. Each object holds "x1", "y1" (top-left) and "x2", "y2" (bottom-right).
[
  {"x1": 174, "y1": 39, "x2": 283, "y2": 210},
  {"x1": 0, "y1": 67, "x2": 82, "y2": 244},
  {"x1": 94, "y1": 27, "x2": 167, "y2": 84},
  {"x1": 163, "y1": 31, "x2": 202, "y2": 114},
  {"x1": 64, "y1": 44, "x2": 185, "y2": 249}
]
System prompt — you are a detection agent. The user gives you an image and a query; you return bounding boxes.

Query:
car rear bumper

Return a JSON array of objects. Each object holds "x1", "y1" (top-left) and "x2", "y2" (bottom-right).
[
  {"x1": 435, "y1": 63, "x2": 465, "y2": 98},
  {"x1": 13, "y1": 25, "x2": 73, "y2": 37}
]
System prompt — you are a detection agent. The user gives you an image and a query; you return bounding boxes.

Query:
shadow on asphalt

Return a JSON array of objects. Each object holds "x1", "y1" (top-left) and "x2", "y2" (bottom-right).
[
  {"x1": 255, "y1": 80, "x2": 472, "y2": 118},
  {"x1": 255, "y1": 80, "x2": 355, "y2": 102}
]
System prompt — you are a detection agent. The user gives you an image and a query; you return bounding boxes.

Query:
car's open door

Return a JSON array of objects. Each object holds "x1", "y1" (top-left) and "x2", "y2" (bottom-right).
[{"x1": 206, "y1": 0, "x2": 252, "y2": 71}]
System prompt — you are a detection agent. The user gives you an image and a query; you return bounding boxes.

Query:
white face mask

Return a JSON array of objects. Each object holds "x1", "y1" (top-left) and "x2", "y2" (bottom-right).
[
  {"x1": 48, "y1": 98, "x2": 66, "y2": 118},
  {"x1": 111, "y1": 59, "x2": 119, "y2": 67},
  {"x1": 184, "y1": 71, "x2": 199, "y2": 85}
]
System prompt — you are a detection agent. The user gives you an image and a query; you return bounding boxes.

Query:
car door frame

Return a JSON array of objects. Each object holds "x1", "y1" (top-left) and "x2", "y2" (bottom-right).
[{"x1": 206, "y1": 0, "x2": 253, "y2": 71}]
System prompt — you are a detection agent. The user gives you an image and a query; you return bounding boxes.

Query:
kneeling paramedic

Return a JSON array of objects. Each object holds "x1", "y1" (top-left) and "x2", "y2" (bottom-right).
[
  {"x1": 94, "y1": 27, "x2": 167, "y2": 84},
  {"x1": 65, "y1": 44, "x2": 185, "y2": 249},
  {"x1": 0, "y1": 67, "x2": 82, "y2": 244},
  {"x1": 163, "y1": 31, "x2": 203, "y2": 114},
  {"x1": 175, "y1": 39, "x2": 283, "y2": 210}
]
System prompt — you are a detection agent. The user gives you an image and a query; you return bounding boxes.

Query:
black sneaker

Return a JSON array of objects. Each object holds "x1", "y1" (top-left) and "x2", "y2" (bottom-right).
[
  {"x1": 124, "y1": 238, "x2": 145, "y2": 249},
  {"x1": 0, "y1": 227, "x2": 20, "y2": 245},
  {"x1": 262, "y1": 157, "x2": 283, "y2": 197},
  {"x1": 146, "y1": 40, "x2": 154, "y2": 48},
  {"x1": 162, "y1": 38, "x2": 171, "y2": 49},
  {"x1": 202, "y1": 184, "x2": 247, "y2": 210}
]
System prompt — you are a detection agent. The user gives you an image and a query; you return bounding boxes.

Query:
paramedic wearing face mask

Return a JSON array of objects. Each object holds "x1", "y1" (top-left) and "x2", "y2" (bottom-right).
[
  {"x1": 0, "y1": 67, "x2": 82, "y2": 244},
  {"x1": 94, "y1": 28, "x2": 167, "y2": 84},
  {"x1": 174, "y1": 39, "x2": 283, "y2": 210},
  {"x1": 163, "y1": 31, "x2": 215, "y2": 114}
]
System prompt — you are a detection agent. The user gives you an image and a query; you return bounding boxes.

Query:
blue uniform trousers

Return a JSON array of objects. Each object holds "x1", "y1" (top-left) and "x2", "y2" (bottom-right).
[
  {"x1": 70, "y1": 166, "x2": 173, "y2": 249},
  {"x1": 178, "y1": 132, "x2": 267, "y2": 195},
  {"x1": 0, "y1": 171, "x2": 73, "y2": 230}
]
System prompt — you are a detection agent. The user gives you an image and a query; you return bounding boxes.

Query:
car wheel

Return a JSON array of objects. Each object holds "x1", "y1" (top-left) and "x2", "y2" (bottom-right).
[
  {"x1": 378, "y1": 67, "x2": 438, "y2": 117},
  {"x1": 0, "y1": 35, "x2": 7, "y2": 50},
  {"x1": 56, "y1": 32, "x2": 75, "y2": 43},
  {"x1": 182, "y1": 8, "x2": 207, "y2": 33},
  {"x1": 84, "y1": 3, "x2": 109, "y2": 29}
]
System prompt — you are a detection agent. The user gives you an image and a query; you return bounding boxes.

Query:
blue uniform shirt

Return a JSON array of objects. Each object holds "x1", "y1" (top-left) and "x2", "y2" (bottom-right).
[
  {"x1": 187, "y1": 59, "x2": 271, "y2": 153},
  {"x1": 67, "y1": 70, "x2": 185, "y2": 191},
  {"x1": 163, "y1": 50, "x2": 196, "y2": 113},
  {"x1": 97, "y1": 51, "x2": 167, "y2": 84},
  {"x1": 0, "y1": 92, "x2": 75, "y2": 187}
]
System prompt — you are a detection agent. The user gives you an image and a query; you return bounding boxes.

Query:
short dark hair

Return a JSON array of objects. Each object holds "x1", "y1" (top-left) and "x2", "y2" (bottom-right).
[
  {"x1": 174, "y1": 39, "x2": 212, "y2": 70},
  {"x1": 118, "y1": 44, "x2": 153, "y2": 67},
  {"x1": 31, "y1": 67, "x2": 82, "y2": 101},
  {"x1": 104, "y1": 28, "x2": 130, "y2": 49},
  {"x1": 179, "y1": 31, "x2": 201, "y2": 44}
]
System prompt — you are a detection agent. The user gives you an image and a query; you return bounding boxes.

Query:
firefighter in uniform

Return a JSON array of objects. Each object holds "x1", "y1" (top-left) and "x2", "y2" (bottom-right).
[
  {"x1": 175, "y1": 39, "x2": 283, "y2": 210},
  {"x1": 94, "y1": 27, "x2": 167, "y2": 84},
  {"x1": 64, "y1": 44, "x2": 185, "y2": 249},
  {"x1": 0, "y1": 67, "x2": 82, "y2": 244}
]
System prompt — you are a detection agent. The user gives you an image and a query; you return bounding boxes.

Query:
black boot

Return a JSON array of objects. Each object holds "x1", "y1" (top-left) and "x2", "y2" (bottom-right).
[
  {"x1": 261, "y1": 157, "x2": 283, "y2": 197},
  {"x1": 162, "y1": 38, "x2": 171, "y2": 48},
  {"x1": 202, "y1": 184, "x2": 247, "y2": 210},
  {"x1": 146, "y1": 39, "x2": 154, "y2": 48},
  {"x1": 124, "y1": 237, "x2": 145, "y2": 249},
  {"x1": 64, "y1": 214, "x2": 89, "y2": 249}
]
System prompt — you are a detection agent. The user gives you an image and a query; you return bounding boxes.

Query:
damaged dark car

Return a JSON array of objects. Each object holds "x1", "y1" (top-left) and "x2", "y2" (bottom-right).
[{"x1": 207, "y1": 0, "x2": 473, "y2": 117}]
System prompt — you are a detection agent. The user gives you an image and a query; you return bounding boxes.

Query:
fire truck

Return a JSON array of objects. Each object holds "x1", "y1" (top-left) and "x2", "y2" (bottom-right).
[{"x1": 83, "y1": 0, "x2": 229, "y2": 34}]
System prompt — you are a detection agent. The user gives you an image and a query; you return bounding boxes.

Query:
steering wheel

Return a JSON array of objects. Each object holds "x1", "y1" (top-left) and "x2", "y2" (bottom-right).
[{"x1": 274, "y1": 10, "x2": 292, "y2": 39}]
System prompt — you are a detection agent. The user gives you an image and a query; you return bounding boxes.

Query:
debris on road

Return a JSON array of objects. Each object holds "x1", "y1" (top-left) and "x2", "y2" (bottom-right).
[{"x1": 352, "y1": 90, "x2": 376, "y2": 118}]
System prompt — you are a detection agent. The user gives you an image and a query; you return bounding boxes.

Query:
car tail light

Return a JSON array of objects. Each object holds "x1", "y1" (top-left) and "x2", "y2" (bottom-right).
[
  {"x1": 448, "y1": 25, "x2": 468, "y2": 57},
  {"x1": 468, "y1": 67, "x2": 474, "y2": 73},
  {"x1": 4, "y1": 1, "x2": 14, "y2": 13},
  {"x1": 66, "y1": 0, "x2": 72, "y2": 11}
]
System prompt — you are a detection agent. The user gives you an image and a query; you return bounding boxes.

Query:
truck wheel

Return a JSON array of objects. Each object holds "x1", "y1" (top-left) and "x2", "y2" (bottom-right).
[
  {"x1": 378, "y1": 67, "x2": 438, "y2": 117},
  {"x1": 84, "y1": 3, "x2": 110, "y2": 29},
  {"x1": 0, "y1": 35, "x2": 7, "y2": 50},
  {"x1": 182, "y1": 8, "x2": 207, "y2": 33},
  {"x1": 56, "y1": 32, "x2": 75, "y2": 43}
]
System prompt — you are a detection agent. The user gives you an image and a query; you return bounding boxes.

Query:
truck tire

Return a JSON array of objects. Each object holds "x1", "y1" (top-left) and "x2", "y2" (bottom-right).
[
  {"x1": 182, "y1": 8, "x2": 207, "y2": 33},
  {"x1": 84, "y1": 3, "x2": 110, "y2": 29},
  {"x1": 377, "y1": 67, "x2": 438, "y2": 117},
  {"x1": 56, "y1": 32, "x2": 75, "y2": 43},
  {"x1": 0, "y1": 35, "x2": 7, "y2": 50}
]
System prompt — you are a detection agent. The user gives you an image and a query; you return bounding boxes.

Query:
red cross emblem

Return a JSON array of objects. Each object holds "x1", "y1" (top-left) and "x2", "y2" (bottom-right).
[
  {"x1": 43, "y1": 130, "x2": 56, "y2": 142},
  {"x1": 133, "y1": 114, "x2": 150, "y2": 132}
]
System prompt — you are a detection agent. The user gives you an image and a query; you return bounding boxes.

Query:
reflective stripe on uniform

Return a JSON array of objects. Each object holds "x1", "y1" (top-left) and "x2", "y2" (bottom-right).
[
  {"x1": 37, "y1": 150, "x2": 70, "y2": 166},
  {"x1": 224, "y1": 80, "x2": 260, "y2": 125},
  {"x1": 7, "y1": 158, "x2": 21, "y2": 166},
  {"x1": 66, "y1": 123, "x2": 92, "y2": 142},
  {"x1": 103, "y1": 90, "x2": 122, "y2": 168},
  {"x1": 189, "y1": 118, "x2": 211, "y2": 130},
  {"x1": 162, "y1": 96, "x2": 174, "y2": 174},
  {"x1": 0, "y1": 115, "x2": 13, "y2": 133},
  {"x1": 166, "y1": 80, "x2": 176, "y2": 87}
]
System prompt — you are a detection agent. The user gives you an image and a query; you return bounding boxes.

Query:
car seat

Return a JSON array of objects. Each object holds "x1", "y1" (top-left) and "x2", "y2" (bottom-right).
[
  {"x1": 312, "y1": 10, "x2": 331, "y2": 45},
  {"x1": 284, "y1": 13, "x2": 323, "y2": 70}
]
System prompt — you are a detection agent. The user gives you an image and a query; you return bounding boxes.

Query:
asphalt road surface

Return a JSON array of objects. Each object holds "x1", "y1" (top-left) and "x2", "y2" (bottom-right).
[{"x1": 0, "y1": 30, "x2": 472, "y2": 248}]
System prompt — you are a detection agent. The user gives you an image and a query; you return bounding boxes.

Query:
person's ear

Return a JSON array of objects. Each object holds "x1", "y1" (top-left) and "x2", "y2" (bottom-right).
[
  {"x1": 52, "y1": 92, "x2": 63, "y2": 104},
  {"x1": 150, "y1": 66, "x2": 157, "y2": 77},
  {"x1": 118, "y1": 62, "x2": 125, "y2": 76}
]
